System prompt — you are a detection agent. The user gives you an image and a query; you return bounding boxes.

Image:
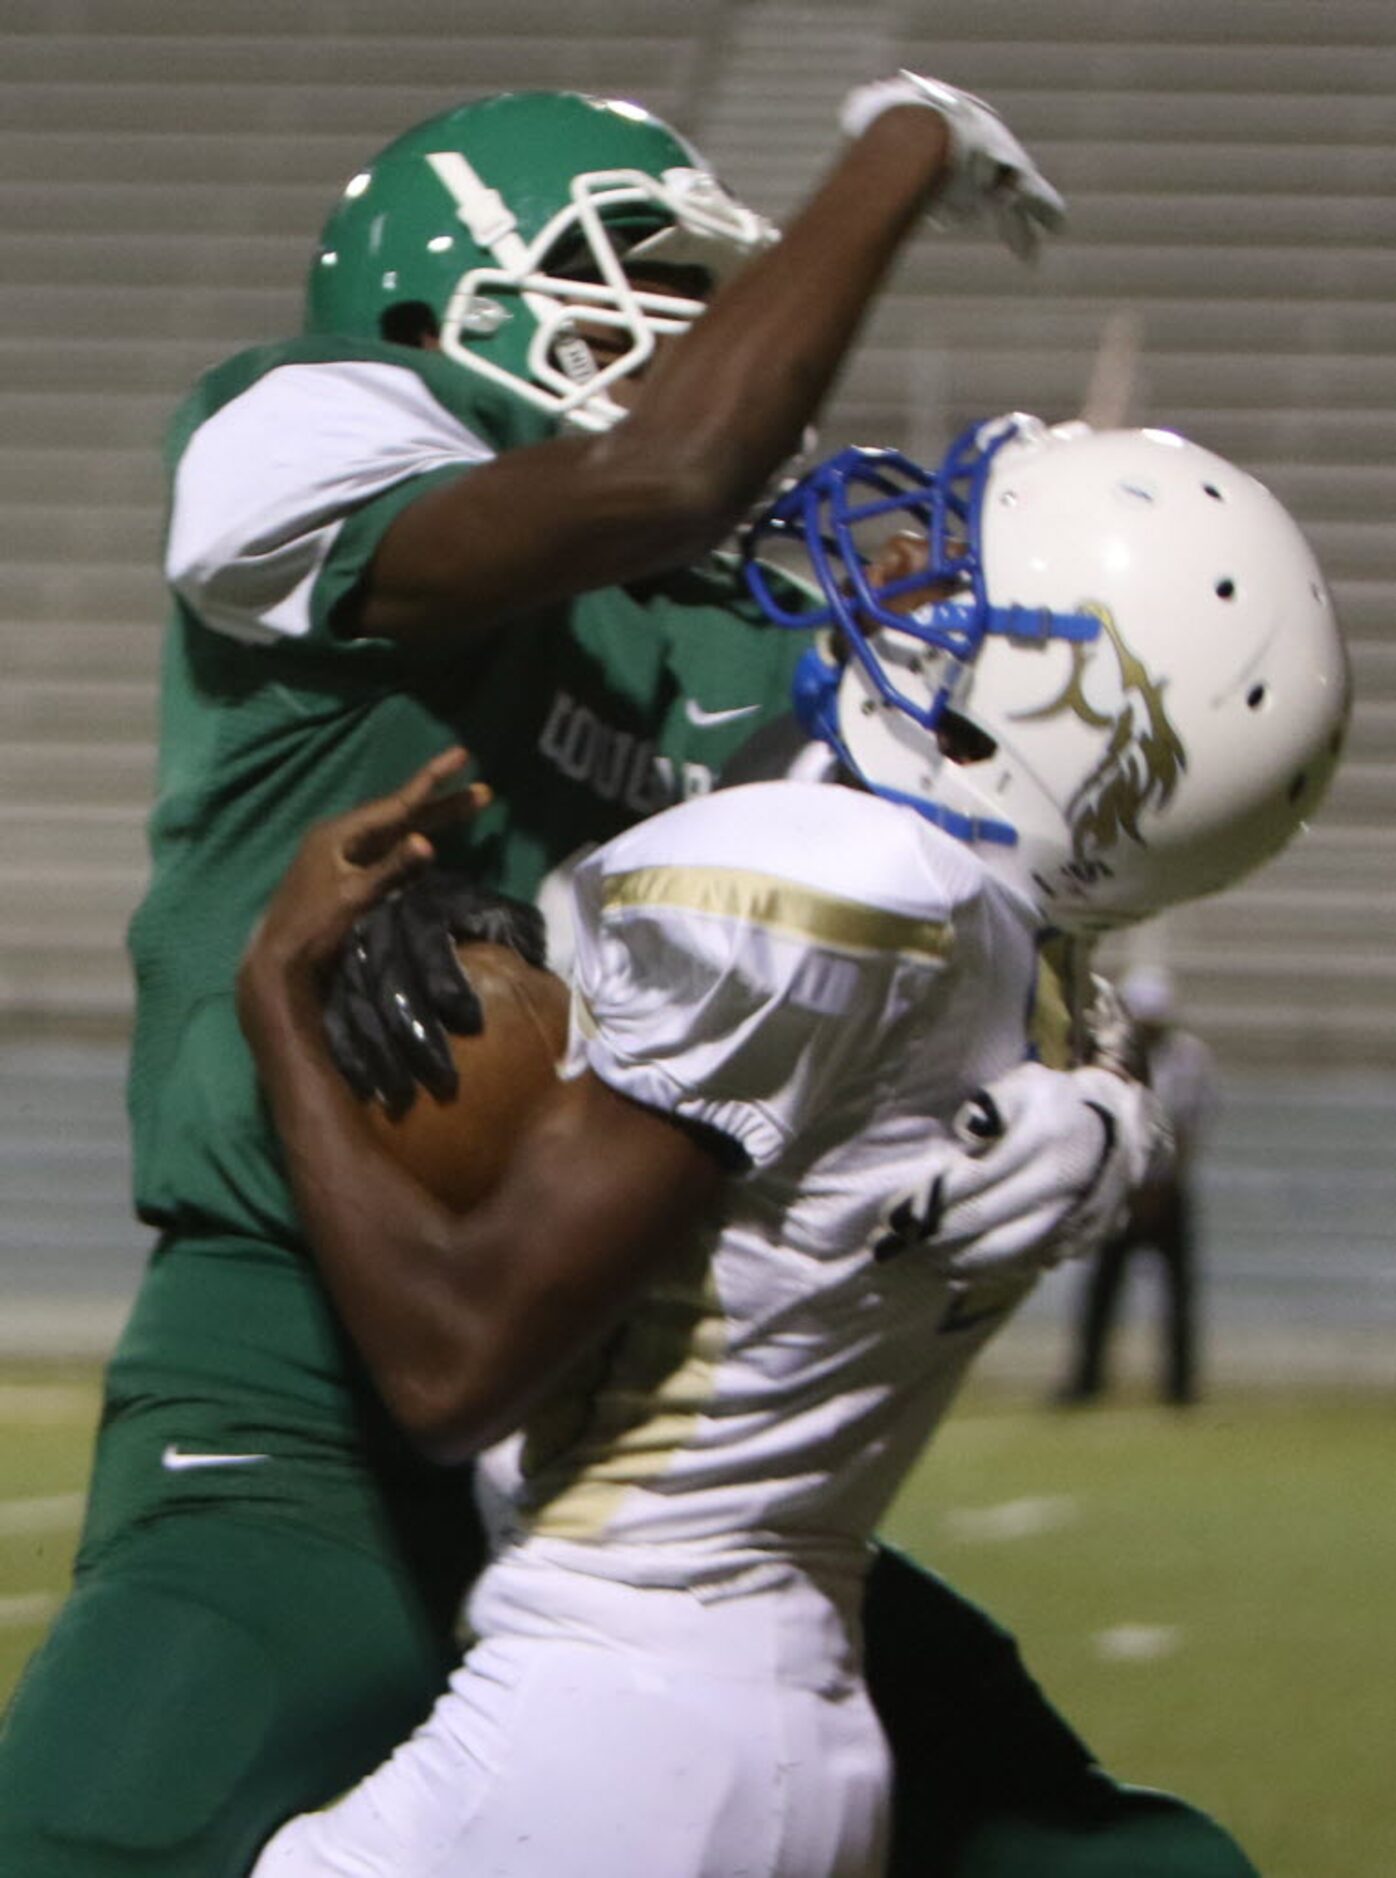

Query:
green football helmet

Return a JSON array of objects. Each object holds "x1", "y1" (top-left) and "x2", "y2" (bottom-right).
[{"x1": 305, "y1": 90, "x2": 777, "y2": 433}]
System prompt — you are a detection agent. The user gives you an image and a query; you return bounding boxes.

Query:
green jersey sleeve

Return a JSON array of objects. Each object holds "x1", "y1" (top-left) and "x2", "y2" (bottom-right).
[{"x1": 164, "y1": 342, "x2": 502, "y2": 650}]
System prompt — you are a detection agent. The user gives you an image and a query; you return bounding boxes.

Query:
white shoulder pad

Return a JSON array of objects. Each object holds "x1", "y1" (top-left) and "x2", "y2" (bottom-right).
[
  {"x1": 166, "y1": 359, "x2": 493, "y2": 644},
  {"x1": 569, "y1": 783, "x2": 967, "y2": 1166}
]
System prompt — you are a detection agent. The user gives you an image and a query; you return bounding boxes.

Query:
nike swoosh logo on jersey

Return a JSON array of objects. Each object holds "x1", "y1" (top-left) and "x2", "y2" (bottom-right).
[
  {"x1": 683, "y1": 700, "x2": 762, "y2": 728},
  {"x1": 160, "y1": 1444, "x2": 271, "y2": 1473}
]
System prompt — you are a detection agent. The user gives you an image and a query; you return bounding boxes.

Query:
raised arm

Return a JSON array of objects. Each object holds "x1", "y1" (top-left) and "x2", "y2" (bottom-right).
[{"x1": 353, "y1": 80, "x2": 1061, "y2": 646}]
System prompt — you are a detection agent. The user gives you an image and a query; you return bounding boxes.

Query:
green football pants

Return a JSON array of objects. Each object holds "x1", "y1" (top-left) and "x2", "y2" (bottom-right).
[
  {"x1": 865, "y1": 1546, "x2": 1259, "y2": 1877},
  {"x1": 0, "y1": 1423, "x2": 1257, "y2": 1877}
]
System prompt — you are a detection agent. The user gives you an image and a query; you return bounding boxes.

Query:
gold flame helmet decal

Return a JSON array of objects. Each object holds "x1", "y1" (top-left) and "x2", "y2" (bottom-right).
[{"x1": 1011, "y1": 603, "x2": 1187, "y2": 865}]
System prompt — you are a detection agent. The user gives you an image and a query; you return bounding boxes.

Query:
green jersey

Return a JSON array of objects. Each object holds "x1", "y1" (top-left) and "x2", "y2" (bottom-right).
[{"x1": 126, "y1": 334, "x2": 807, "y2": 1342}]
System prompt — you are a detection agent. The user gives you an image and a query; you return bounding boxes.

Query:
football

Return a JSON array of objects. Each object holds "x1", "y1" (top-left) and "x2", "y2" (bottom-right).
[{"x1": 364, "y1": 941, "x2": 570, "y2": 1211}]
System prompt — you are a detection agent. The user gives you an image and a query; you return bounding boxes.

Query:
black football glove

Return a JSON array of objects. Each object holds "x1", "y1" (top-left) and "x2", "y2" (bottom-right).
[{"x1": 323, "y1": 866, "x2": 548, "y2": 1113}]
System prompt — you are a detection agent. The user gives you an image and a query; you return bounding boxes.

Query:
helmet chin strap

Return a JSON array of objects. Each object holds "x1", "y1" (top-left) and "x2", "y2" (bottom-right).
[
  {"x1": 793, "y1": 646, "x2": 1017, "y2": 847},
  {"x1": 427, "y1": 150, "x2": 567, "y2": 339},
  {"x1": 426, "y1": 152, "x2": 520, "y2": 250}
]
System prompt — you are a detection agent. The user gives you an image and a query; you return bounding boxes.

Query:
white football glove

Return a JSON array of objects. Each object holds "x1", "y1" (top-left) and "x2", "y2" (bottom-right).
[
  {"x1": 840, "y1": 70, "x2": 1065, "y2": 260},
  {"x1": 872, "y1": 1060, "x2": 1171, "y2": 1280}
]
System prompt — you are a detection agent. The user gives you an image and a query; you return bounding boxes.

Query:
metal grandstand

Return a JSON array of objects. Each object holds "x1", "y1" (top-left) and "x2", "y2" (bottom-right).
[{"x1": 0, "y1": 0, "x2": 1392, "y2": 1356}]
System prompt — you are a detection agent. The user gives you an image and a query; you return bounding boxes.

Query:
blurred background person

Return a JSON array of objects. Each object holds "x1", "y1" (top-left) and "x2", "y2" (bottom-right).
[{"x1": 1058, "y1": 967, "x2": 1219, "y2": 1408}]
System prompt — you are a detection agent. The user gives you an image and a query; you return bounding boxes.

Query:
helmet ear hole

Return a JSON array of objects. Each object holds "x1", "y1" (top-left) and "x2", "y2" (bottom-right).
[
  {"x1": 380, "y1": 300, "x2": 441, "y2": 347},
  {"x1": 937, "y1": 708, "x2": 996, "y2": 766}
]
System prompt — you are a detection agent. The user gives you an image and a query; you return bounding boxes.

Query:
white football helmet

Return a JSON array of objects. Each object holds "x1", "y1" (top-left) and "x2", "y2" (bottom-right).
[{"x1": 746, "y1": 417, "x2": 1351, "y2": 932}]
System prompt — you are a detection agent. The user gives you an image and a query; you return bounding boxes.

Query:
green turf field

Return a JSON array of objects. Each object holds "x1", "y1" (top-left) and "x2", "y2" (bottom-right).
[
  {"x1": 1, "y1": 1369, "x2": 1391, "y2": 1877},
  {"x1": 883, "y1": 1385, "x2": 1396, "y2": 1878}
]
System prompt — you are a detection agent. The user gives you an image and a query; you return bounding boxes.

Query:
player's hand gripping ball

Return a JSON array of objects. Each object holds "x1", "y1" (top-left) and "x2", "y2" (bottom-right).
[
  {"x1": 363, "y1": 941, "x2": 569, "y2": 1211},
  {"x1": 239, "y1": 748, "x2": 567, "y2": 1211},
  {"x1": 325, "y1": 867, "x2": 550, "y2": 1110}
]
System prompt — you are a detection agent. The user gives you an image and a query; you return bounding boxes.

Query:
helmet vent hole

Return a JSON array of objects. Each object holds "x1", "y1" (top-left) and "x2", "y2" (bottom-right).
[
  {"x1": 1215, "y1": 577, "x2": 1237, "y2": 601},
  {"x1": 1246, "y1": 684, "x2": 1267, "y2": 711},
  {"x1": 1287, "y1": 772, "x2": 1308, "y2": 804},
  {"x1": 1203, "y1": 482, "x2": 1224, "y2": 501}
]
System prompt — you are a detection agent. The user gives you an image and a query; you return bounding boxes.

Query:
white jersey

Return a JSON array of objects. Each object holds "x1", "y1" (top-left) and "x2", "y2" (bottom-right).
[
  {"x1": 255, "y1": 780, "x2": 1052, "y2": 1878},
  {"x1": 476, "y1": 778, "x2": 1042, "y2": 1604}
]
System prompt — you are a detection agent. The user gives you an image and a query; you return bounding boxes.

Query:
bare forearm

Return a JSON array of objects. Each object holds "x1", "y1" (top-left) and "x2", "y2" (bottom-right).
[
  {"x1": 238, "y1": 963, "x2": 491, "y2": 1427},
  {"x1": 238, "y1": 959, "x2": 725, "y2": 1463},
  {"x1": 230, "y1": 755, "x2": 729, "y2": 1459},
  {"x1": 611, "y1": 107, "x2": 950, "y2": 515},
  {"x1": 359, "y1": 109, "x2": 950, "y2": 639}
]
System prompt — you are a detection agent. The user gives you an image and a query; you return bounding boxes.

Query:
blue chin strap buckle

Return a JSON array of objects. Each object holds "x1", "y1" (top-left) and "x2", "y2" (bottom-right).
[
  {"x1": 745, "y1": 419, "x2": 1101, "y2": 851},
  {"x1": 791, "y1": 643, "x2": 841, "y2": 746}
]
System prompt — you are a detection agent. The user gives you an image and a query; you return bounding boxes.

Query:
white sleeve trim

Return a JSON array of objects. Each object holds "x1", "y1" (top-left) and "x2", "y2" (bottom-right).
[
  {"x1": 165, "y1": 359, "x2": 494, "y2": 645},
  {"x1": 578, "y1": 1032, "x2": 787, "y2": 1170}
]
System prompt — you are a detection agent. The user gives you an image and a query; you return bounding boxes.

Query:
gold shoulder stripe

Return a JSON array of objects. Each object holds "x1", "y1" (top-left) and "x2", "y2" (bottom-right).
[{"x1": 602, "y1": 865, "x2": 953, "y2": 964}]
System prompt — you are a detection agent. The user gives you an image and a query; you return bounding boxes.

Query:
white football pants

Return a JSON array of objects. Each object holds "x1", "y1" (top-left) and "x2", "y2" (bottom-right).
[{"x1": 251, "y1": 1554, "x2": 889, "y2": 1877}]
